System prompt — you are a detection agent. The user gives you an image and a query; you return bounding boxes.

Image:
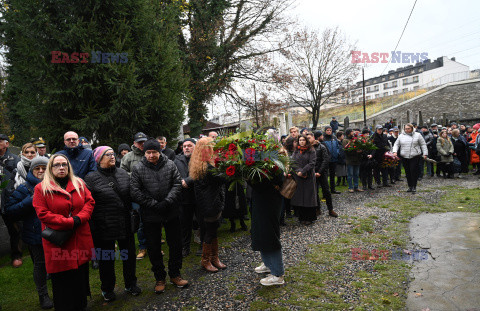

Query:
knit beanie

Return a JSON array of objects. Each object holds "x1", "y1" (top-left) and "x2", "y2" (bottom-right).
[
  {"x1": 93, "y1": 146, "x2": 113, "y2": 164},
  {"x1": 183, "y1": 138, "x2": 196, "y2": 145},
  {"x1": 30, "y1": 156, "x2": 49, "y2": 172},
  {"x1": 143, "y1": 139, "x2": 161, "y2": 152}
]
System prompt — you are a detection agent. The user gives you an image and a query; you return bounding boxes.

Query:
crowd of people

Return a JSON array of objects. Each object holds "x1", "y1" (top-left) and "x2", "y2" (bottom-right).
[{"x1": 0, "y1": 118, "x2": 479, "y2": 310}]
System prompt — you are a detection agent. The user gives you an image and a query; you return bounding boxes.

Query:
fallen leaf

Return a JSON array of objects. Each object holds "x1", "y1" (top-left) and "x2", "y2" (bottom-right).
[
  {"x1": 415, "y1": 293, "x2": 423, "y2": 297},
  {"x1": 458, "y1": 206, "x2": 464, "y2": 209},
  {"x1": 393, "y1": 293, "x2": 399, "y2": 296}
]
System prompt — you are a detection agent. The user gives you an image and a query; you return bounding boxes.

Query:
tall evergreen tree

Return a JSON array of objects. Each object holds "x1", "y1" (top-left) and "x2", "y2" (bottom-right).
[{"x1": 0, "y1": 0, "x2": 187, "y2": 148}]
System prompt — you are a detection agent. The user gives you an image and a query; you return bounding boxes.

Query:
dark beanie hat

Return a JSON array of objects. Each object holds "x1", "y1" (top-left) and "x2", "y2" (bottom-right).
[
  {"x1": 183, "y1": 138, "x2": 196, "y2": 145},
  {"x1": 314, "y1": 131, "x2": 323, "y2": 140},
  {"x1": 143, "y1": 139, "x2": 161, "y2": 152},
  {"x1": 117, "y1": 143, "x2": 131, "y2": 154},
  {"x1": 324, "y1": 126, "x2": 332, "y2": 131}
]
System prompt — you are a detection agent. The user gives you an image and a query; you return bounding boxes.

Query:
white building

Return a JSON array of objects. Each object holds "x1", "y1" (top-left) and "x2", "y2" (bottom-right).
[{"x1": 350, "y1": 56, "x2": 470, "y2": 103}]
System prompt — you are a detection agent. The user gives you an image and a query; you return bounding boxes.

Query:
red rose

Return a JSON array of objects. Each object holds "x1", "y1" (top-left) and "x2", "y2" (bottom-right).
[
  {"x1": 273, "y1": 165, "x2": 279, "y2": 171},
  {"x1": 228, "y1": 143, "x2": 237, "y2": 151},
  {"x1": 214, "y1": 157, "x2": 220, "y2": 167},
  {"x1": 226, "y1": 165, "x2": 235, "y2": 176},
  {"x1": 246, "y1": 159, "x2": 255, "y2": 166}
]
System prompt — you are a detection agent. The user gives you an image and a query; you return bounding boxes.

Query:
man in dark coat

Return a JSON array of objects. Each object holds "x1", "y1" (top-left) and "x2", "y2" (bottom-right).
[
  {"x1": 173, "y1": 138, "x2": 197, "y2": 257},
  {"x1": 56, "y1": 131, "x2": 96, "y2": 179},
  {"x1": 156, "y1": 136, "x2": 176, "y2": 161},
  {"x1": 420, "y1": 126, "x2": 434, "y2": 179},
  {"x1": 130, "y1": 139, "x2": 188, "y2": 293},
  {"x1": 0, "y1": 133, "x2": 22, "y2": 268},
  {"x1": 372, "y1": 125, "x2": 392, "y2": 187},
  {"x1": 330, "y1": 117, "x2": 342, "y2": 133},
  {"x1": 384, "y1": 118, "x2": 394, "y2": 131},
  {"x1": 387, "y1": 128, "x2": 402, "y2": 181},
  {"x1": 323, "y1": 126, "x2": 341, "y2": 194},
  {"x1": 307, "y1": 133, "x2": 337, "y2": 217}
]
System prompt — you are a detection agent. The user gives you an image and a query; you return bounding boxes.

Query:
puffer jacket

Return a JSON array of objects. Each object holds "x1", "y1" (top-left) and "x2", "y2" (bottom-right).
[
  {"x1": 194, "y1": 165, "x2": 226, "y2": 220},
  {"x1": 5, "y1": 171, "x2": 42, "y2": 245},
  {"x1": 120, "y1": 145, "x2": 144, "y2": 174},
  {"x1": 130, "y1": 155, "x2": 182, "y2": 223},
  {"x1": 84, "y1": 165, "x2": 132, "y2": 241},
  {"x1": 173, "y1": 154, "x2": 195, "y2": 204},
  {"x1": 57, "y1": 145, "x2": 96, "y2": 179},
  {"x1": 436, "y1": 138, "x2": 454, "y2": 163},
  {"x1": 392, "y1": 132, "x2": 428, "y2": 159},
  {"x1": 323, "y1": 135, "x2": 340, "y2": 162}
]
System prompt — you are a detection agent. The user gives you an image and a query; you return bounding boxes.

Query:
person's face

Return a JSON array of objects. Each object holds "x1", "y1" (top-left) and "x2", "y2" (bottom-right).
[
  {"x1": 452, "y1": 124, "x2": 458, "y2": 129},
  {"x1": 376, "y1": 128, "x2": 383, "y2": 134},
  {"x1": 64, "y1": 132, "x2": 79, "y2": 148},
  {"x1": 281, "y1": 137, "x2": 286, "y2": 144},
  {"x1": 32, "y1": 165, "x2": 46, "y2": 180},
  {"x1": 183, "y1": 141, "x2": 195, "y2": 157},
  {"x1": 134, "y1": 141, "x2": 145, "y2": 151},
  {"x1": 290, "y1": 129, "x2": 298, "y2": 138},
  {"x1": 460, "y1": 125, "x2": 466, "y2": 131},
  {"x1": 338, "y1": 134, "x2": 344, "y2": 140},
  {"x1": 120, "y1": 149, "x2": 129, "y2": 156},
  {"x1": 307, "y1": 135, "x2": 315, "y2": 144},
  {"x1": 431, "y1": 126, "x2": 438, "y2": 131},
  {"x1": 23, "y1": 147, "x2": 37, "y2": 160},
  {"x1": 441, "y1": 132, "x2": 448, "y2": 138},
  {"x1": 452, "y1": 131, "x2": 460, "y2": 138},
  {"x1": 298, "y1": 137, "x2": 307, "y2": 146},
  {"x1": 157, "y1": 139, "x2": 166, "y2": 150},
  {"x1": 52, "y1": 156, "x2": 68, "y2": 178},
  {"x1": 467, "y1": 128, "x2": 473, "y2": 133},
  {"x1": 81, "y1": 141, "x2": 89, "y2": 146},
  {"x1": 325, "y1": 128, "x2": 332, "y2": 135},
  {"x1": 145, "y1": 150, "x2": 160, "y2": 164},
  {"x1": 37, "y1": 146, "x2": 47, "y2": 156},
  {"x1": 100, "y1": 149, "x2": 115, "y2": 168},
  {"x1": 208, "y1": 132, "x2": 218, "y2": 139},
  {"x1": 422, "y1": 128, "x2": 428, "y2": 133},
  {"x1": 405, "y1": 126, "x2": 413, "y2": 133},
  {"x1": 0, "y1": 140, "x2": 8, "y2": 154},
  {"x1": 394, "y1": 131, "x2": 399, "y2": 137}
]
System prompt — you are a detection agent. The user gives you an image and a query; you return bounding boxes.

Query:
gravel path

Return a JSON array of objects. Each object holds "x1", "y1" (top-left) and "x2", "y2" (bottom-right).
[{"x1": 139, "y1": 175, "x2": 479, "y2": 310}]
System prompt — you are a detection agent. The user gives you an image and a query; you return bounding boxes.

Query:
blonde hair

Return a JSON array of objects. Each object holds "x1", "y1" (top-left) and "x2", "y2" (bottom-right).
[
  {"x1": 439, "y1": 130, "x2": 449, "y2": 146},
  {"x1": 189, "y1": 137, "x2": 214, "y2": 180},
  {"x1": 41, "y1": 154, "x2": 84, "y2": 197},
  {"x1": 22, "y1": 143, "x2": 37, "y2": 154}
]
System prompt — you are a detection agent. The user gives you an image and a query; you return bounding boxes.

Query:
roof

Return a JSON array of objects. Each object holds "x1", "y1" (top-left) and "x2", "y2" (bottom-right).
[{"x1": 182, "y1": 121, "x2": 222, "y2": 134}]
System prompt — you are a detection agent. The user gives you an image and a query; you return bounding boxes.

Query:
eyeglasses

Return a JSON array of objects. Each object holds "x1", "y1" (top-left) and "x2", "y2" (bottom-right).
[
  {"x1": 52, "y1": 163, "x2": 68, "y2": 168},
  {"x1": 104, "y1": 153, "x2": 115, "y2": 158},
  {"x1": 33, "y1": 167, "x2": 46, "y2": 171},
  {"x1": 65, "y1": 138, "x2": 78, "y2": 142}
]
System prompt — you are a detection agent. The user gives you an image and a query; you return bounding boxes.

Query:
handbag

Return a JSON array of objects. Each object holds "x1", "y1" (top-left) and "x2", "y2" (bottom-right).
[
  {"x1": 280, "y1": 177, "x2": 297, "y2": 199},
  {"x1": 41, "y1": 226, "x2": 74, "y2": 247}
]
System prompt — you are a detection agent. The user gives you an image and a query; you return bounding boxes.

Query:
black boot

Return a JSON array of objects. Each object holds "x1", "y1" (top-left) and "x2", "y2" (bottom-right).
[
  {"x1": 239, "y1": 219, "x2": 248, "y2": 231},
  {"x1": 229, "y1": 219, "x2": 236, "y2": 233},
  {"x1": 39, "y1": 294, "x2": 53, "y2": 309}
]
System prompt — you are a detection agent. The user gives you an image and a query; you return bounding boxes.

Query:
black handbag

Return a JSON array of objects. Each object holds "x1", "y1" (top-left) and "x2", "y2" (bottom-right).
[{"x1": 41, "y1": 226, "x2": 74, "y2": 247}]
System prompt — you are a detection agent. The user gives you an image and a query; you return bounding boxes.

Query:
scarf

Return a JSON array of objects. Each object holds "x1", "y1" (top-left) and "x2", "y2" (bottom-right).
[
  {"x1": 14, "y1": 155, "x2": 37, "y2": 188},
  {"x1": 297, "y1": 145, "x2": 309, "y2": 154}
]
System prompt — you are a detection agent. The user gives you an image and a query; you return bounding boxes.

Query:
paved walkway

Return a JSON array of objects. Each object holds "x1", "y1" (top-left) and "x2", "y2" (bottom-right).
[{"x1": 407, "y1": 212, "x2": 480, "y2": 311}]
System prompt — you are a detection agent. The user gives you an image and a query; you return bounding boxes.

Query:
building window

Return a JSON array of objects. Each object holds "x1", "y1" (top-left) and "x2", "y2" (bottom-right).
[
  {"x1": 383, "y1": 92, "x2": 388, "y2": 97},
  {"x1": 375, "y1": 94, "x2": 380, "y2": 98},
  {"x1": 366, "y1": 81, "x2": 371, "y2": 86},
  {"x1": 382, "y1": 77, "x2": 386, "y2": 81},
  {"x1": 411, "y1": 70, "x2": 415, "y2": 74},
  {"x1": 392, "y1": 81, "x2": 398, "y2": 87},
  {"x1": 389, "y1": 75, "x2": 395, "y2": 80},
  {"x1": 366, "y1": 96, "x2": 371, "y2": 100},
  {"x1": 399, "y1": 72, "x2": 405, "y2": 77},
  {"x1": 413, "y1": 76, "x2": 419, "y2": 82},
  {"x1": 374, "y1": 85, "x2": 379, "y2": 91},
  {"x1": 403, "y1": 78, "x2": 408, "y2": 86},
  {"x1": 419, "y1": 68, "x2": 424, "y2": 72},
  {"x1": 413, "y1": 86, "x2": 419, "y2": 90},
  {"x1": 402, "y1": 88, "x2": 408, "y2": 93},
  {"x1": 393, "y1": 90, "x2": 398, "y2": 95},
  {"x1": 383, "y1": 83, "x2": 388, "y2": 89}
]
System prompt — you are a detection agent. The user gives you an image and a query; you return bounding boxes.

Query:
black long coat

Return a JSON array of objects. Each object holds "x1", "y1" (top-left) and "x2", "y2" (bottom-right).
[
  {"x1": 291, "y1": 148, "x2": 317, "y2": 207},
  {"x1": 222, "y1": 182, "x2": 247, "y2": 219},
  {"x1": 250, "y1": 175, "x2": 283, "y2": 252},
  {"x1": 193, "y1": 165, "x2": 226, "y2": 221}
]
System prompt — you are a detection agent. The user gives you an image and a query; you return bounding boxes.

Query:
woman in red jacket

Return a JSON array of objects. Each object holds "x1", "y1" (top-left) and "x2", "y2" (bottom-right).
[{"x1": 33, "y1": 154, "x2": 95, "y2": 311}]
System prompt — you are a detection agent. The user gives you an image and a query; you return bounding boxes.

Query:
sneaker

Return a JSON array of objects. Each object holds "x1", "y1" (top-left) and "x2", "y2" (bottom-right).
[
  {"x1": 354, "y1": 188, "x2": 364, "y2": 192},
  {"x1": 260, "y1": 274, "x2": 285, "y2": 286},
  {"x1": 136, "y1": 249, "x2": 147, "y2": 260},
  {"x1": 154, "y1": 280, "x2": 166, "y2": 294},
  {"x1": 125, "y1": 285, "x2": 142, "y2": 296},
  {"x1": 170, "y1": 276, "x2": 189, "y2": 288},
  {"x1": 12, "y1": 258, "x2": 23, "y2": 268},
  {"x1": 102, "y1": 291, "x2": 116, "y2": 302},
  {"x1": 254, "y1": 262, "x2": 271, "y2": 274},
  {"x1": 348, "y1": 189, "x2": 354, "y2": 193}
]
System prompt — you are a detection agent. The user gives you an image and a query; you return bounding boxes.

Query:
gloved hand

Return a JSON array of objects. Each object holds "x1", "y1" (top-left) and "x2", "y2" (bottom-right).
[
  {"x1": 155, "y1": 201, "x2": 169, "y2": 215},
  {"x1": 72, "y1": 216, "x2": 81, "y2": 229}
]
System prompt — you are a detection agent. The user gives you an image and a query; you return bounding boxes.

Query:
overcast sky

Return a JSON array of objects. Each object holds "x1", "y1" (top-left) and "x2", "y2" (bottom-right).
[{"x1": 291, "y1": 0, "x2": 480, "y2": 81}]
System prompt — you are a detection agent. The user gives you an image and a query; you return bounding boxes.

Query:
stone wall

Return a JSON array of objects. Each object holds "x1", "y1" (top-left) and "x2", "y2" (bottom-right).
[{"x1": 351, "y1": 79, "x2": 480, "y2": 128}]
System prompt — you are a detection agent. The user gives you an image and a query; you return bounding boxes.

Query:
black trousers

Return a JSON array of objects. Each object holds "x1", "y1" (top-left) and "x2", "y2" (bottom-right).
[
  {"x1": 373, "y1": 165, "x2": 388, "y2": 185},
  {"x1": 27, "y1": 244, "x2": 48, "y2": 297},
  {"x1": 328, "y1": 162, "x2": 337, "y2": 192},
  {"x1": 316, "y1": 174, "x2": 333, "y2": 211},
  {"x1": 1, "y1": 214, "x2": 23, "y2": 260},
  {"x1": 51, "y1": 263, "x2": 89, "y2": 311},
  {"x1": 203, "y1": 220, "x2": 219, "y2": 244},
  {"x1": 402, "y1": 156, "x2": 421, "y2": 188},
  {"x1": 438, "y1": 162, "x2": 454, "y2": 177},
  {"x1": 143, "y1": 218, "x2": 183, "y2": 281},
  {"x1": 180, "y1": 203, "x2": 196, "y2": 251},
  {"x1": 394, "y1": 162, "x2": 402, "y2": 180},
  {"x1": 297, "y1": 206, "x2": 317, "y2": 222},
  {"x1": 360, "y1": 165, "x2": 373, "y2": 188},
  {"x1": 93, "y1": 234, "x2": 137, "y2": 293}
]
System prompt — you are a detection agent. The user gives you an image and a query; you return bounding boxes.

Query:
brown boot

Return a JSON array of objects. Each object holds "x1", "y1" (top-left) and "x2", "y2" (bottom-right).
[
  {"x1": 210, "y1": 238, "x2": 226, "y2": 270},
  {"x1": 154, "y1": 280, "x2": 166, "y2": 294},
  {"x1": 201, "y1": 243, "x2": 218, "y2": 273}
]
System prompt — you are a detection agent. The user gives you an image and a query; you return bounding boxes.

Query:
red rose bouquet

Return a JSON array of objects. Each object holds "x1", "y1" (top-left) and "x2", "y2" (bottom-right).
[
  {"x1": 211, "y1": 131, "x2": 290, "y2": 190},
  {"x1": 344, "y1": 134, "x2": 378, "y2": 153},
  {"x1": 381, "y1": 151, "x2": 400, "y2": 168}
]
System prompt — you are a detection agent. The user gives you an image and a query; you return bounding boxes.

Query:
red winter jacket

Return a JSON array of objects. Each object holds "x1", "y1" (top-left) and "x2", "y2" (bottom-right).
[{"x1": 33, "y1": 180, "x2": 95, "y2": 274}]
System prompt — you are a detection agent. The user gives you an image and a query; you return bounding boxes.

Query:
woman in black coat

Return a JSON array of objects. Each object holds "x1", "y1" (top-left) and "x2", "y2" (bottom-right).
[
  {"x1": 222, "y1": 182, "x2": 248, "y2": 232},
  {"x1": 85, "y1": 146, "x2": 141, "y2": 302},
  {"x1": 189, "y1": 138, "x2": 227, "y2": 273},
  {"x1": 290, "y1": 135, "x2": 317, "y2": 225}
]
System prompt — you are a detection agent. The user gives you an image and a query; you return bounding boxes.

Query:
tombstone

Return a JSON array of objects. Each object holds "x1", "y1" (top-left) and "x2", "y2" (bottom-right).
[
  {"x1": 344, "y1": 116, "x2": 350, "y2": 129},
  {"x1": 406, "y1": 110, "x2": 411, "y2": 123},
  {"x1": 372, "y1": 119, "x2": 376, "y2": 129},
  {"x1": 418, "y1": 111, "x2": 423, "y2": 126},
  {"x1": 392, "y1": 118, "x2": 397, "y2": 127},
  {"x1": 286, "y1": 112, "x2": 292, "y2": 131},
  {"x1": 442, "y1": 113, "x2": 447, "y2": 127},
  {"x1": 279, "y1": 112, "x2": 287, "y2": 136}
]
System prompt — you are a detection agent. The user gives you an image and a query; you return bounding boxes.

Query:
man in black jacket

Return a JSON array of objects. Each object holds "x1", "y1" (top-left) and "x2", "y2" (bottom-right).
[
  {"x1": 0, "y1": 133, "x2": 22, "y2": 268},
  {"x1": 387, "y1": 128, "x2": 402, "y2": 181},
  {"x1": 131, "y1": 139, "x2": 188, "y2": 293},
  {"x1": 307, "y1": 133, "x2": 337, "y2": 217},
  {"x1": 156, "y1": 136, "x2": 176, "y2": 161},
  {"x1": 372, "y1": 125, "x2": 392, "y2": 187},
  {"x1": 173, "y1": 138, "x2": 196, "y2": 258}
]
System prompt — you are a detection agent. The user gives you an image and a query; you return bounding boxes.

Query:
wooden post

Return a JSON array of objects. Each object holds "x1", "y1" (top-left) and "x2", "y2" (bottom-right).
[
  {"x1": 406, "y1": 110, "x2": 411, "y2": 123},
  {"x1": 418, "y1": 111, "x2": 423, "y2": 126},
  {"x1": 344, "y1": 116, "x2": 350, "y2": 129}
]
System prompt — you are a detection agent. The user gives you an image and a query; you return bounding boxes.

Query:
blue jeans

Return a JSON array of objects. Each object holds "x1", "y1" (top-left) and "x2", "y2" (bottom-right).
[
  {"x1": 347, "y1": 165, "x2": 360, "y2": 189},
  {"x1": 132, "y1": 203, "x2": 146, "y2": 250},
  {"x1": 260, "y1": 249, "x2": 284, "y2": 277}
]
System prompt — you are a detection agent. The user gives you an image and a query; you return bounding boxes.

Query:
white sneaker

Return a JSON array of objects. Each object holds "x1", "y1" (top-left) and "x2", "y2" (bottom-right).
[
  {"x1": 254, "y1": 263, "x2": 271, "y2": 274},
  {"x1": 260, "y1": 274, "x2": 285, "y2": 286}
]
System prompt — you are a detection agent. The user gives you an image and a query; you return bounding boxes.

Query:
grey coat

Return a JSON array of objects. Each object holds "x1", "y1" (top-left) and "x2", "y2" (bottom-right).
[
  {"x1": 291, "y1": 148, "x2": 317, "y2": 207},
  {"x1": 436, "y1": 138, "x2": 454, "y2": 163}
]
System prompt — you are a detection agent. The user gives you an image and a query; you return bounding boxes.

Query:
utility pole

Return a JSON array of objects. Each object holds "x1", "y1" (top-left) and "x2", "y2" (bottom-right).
[
  {"x1": 253, "y1": 84, "x2": 259, "y2": 127},
  {"x1": 362, "y1": 67, "x2": 367, "y2": 128}
]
